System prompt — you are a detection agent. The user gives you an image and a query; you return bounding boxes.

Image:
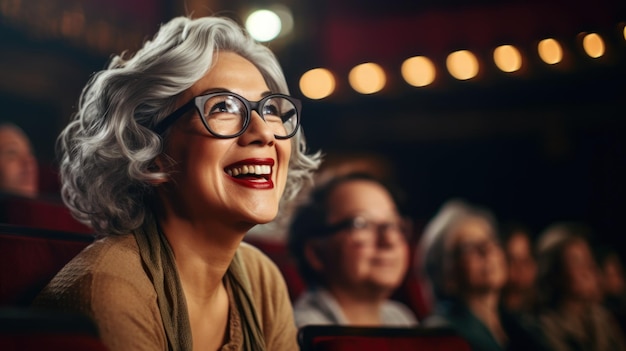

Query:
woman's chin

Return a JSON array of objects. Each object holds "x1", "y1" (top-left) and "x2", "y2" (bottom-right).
[{"x1": 243, "y1": 209, "x2": 279, "y2": 226}]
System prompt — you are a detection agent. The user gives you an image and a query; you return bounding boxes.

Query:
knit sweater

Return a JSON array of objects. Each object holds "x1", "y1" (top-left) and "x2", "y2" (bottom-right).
[{"x1": 33, "y1": 235, "x2": 298, "y2": 351}]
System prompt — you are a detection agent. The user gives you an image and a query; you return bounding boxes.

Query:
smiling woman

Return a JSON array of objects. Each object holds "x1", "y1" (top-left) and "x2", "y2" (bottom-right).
[
  {"x1": 32, "y1": 15, "x2": 321, "y2": 351},
  {"x1": 288, "y1": 172, "x2": 418, "y2": 327}
]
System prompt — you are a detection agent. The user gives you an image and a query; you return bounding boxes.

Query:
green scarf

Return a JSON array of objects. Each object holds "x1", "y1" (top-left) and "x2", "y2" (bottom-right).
[{"x1": 133, "y1": 212, "x2": 266, "y2": 351}]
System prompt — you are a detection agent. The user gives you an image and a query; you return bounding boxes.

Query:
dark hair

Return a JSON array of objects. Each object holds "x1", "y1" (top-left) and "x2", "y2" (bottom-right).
[
  {"x1": 287, "y1": 172, "x2": 405, "y2": 287},
  {"x1": 535, "y1": 222, "x2": 593, "y2": 308}
]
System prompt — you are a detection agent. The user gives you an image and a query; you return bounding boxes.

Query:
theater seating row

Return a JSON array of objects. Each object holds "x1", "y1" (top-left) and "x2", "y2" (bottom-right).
[{"x1": 0, "y1": 198, "x2": 450, "y2": 350}]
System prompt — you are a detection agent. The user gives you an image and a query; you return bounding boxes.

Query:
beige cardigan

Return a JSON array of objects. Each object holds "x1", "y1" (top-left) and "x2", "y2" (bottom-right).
[{"x1": 33, "y1": 235, "x2": 298, "y2": 351}]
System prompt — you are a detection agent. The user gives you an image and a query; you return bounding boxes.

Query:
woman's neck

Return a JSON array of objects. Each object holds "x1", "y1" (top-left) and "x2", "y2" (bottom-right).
[
  {"x1": 464, "y1": 291, "x2": 508, "y2": 345},
  {"x1": 465, "y1": 292, "x2": 499, "y2": 320},
  {"x1": 159, "y1": 215, "x2": 248, "y2": 303}
]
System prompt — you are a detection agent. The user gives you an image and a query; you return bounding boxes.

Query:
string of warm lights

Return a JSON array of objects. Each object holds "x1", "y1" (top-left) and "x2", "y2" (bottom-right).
[
  {"x1": 298, "y1": 25, "x2": 626, "y2": 100},
  {"x1": 2, "y1": 1, "x2": 623, "y2": 102},
  {"x1": 0, "y1": 0, "x2": 149, "y2": 54}
]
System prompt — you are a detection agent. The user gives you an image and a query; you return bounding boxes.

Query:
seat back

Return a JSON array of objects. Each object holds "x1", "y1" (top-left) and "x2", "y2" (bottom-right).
[
  {"x1": 0, "y1": 224, "x2": 94, "y2": 306},
  {"x1": 0, "y1": 194, "x2": 92, "y2": 234},
  {"x1": 243, "y1": 236, "x2": 306, "y2": 302},
  {"x1": 298, "y1": 325, "x2": 472, "y2": 351},
  {"x1": 0, "y1": 308, "x2": 108, "y2": 351}
]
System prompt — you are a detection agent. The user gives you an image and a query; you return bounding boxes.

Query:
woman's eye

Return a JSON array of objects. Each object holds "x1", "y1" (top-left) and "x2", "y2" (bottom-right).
[
  {"x1": 208, "y1": 100, "x2": 240, "y2": 115},
  {"x1": 263, "y1": 104, "x2": 280, "y2": 116}
]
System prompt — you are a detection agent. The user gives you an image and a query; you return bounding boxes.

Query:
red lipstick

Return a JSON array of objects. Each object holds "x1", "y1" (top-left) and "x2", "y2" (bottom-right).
[{"x1": 224, "y1": 158, "x2": 275, "y2": 189}]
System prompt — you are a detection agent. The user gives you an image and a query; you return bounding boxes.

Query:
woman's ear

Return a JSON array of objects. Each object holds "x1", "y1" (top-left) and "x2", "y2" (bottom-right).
[
  {"x1": 147, "y1": 156, "x2": 168, "y2": 185},
  {"x1": 304, "y1": 242, "x2": 325, "y2": 273}
]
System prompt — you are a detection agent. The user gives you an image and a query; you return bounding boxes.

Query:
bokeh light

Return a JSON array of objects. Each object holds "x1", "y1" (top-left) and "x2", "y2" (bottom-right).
[
  {"x1": 582, "y1": 33, "x2": 605, "y2": 58},
  {"x1": 348, "y1": 63, "x2": 386, "y2": 94},
  {"x1": 270, "y1": 4, "x2": 294, "y2": 37},
  {"x1": 245, "y1": 9, "x2": 281, "y2": 42},
  {"x1": 446, "y1": 50, "x2": 479, "y2": 80},
  {"x1": 401, "y1": 56, "x2": 436, "y2": 87},
  {"x1": 538, "y1": 38, "x2": 563, "y2": 64},
  {"x1": 299, "y1": 68, "x2": 336, "y2": 100},
  {"x1": 493, "y1": 45, "x2": 522, "y2": 73}
]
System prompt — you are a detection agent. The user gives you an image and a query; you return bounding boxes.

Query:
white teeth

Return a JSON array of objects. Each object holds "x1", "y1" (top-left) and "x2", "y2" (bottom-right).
[{"x1": 226, "y1": 164, "x2": 272, "y2": 176}]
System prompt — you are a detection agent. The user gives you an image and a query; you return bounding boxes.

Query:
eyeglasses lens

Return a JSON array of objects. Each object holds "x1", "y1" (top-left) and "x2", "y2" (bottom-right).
[{"x1": 202, "y1": 94, "x2": 298, "y2": 137}]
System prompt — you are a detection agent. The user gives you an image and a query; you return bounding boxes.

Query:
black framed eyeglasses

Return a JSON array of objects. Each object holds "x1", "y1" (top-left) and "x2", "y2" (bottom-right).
[
  {"x1": 153, "y1": 91, "x2": 301, "y2": 139},
  {"x1": 323, "y1": 216, "x2": 411, "y2": 244}
]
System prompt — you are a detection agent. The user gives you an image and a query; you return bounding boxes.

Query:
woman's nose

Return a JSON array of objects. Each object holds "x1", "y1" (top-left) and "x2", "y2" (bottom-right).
[{"x1": 238, "y1": 110, "x2": 275, "y2": 146}]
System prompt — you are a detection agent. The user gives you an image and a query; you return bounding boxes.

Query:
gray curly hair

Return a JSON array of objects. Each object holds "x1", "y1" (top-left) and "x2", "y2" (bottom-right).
[
  {"x1": 58, "y1": 16, "x2": 321, "y2": 236},
  {"x1": 418, "y1": 199, "x2": 497, "y2": 300}
]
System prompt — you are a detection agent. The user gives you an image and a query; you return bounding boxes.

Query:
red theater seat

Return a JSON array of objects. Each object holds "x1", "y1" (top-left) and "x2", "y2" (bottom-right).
[
  {"x1": 0, "y1": 194, "x2": 92, "y2": 234},
  {"x1": 298, "y1": 325, "x2": 472, "y2": 351},
  {"x1": 0, "y1": 224, "x2": 93, "y2": 306},
  {"x1": 37, "y1": 163, "x2": 62, "y2": 195},
  {"x1": 0, "y1": 308, "x2": 108, "y2": 351},
  {"x1": 243, "y1": 236, "x2": 306, "y2": 302}
]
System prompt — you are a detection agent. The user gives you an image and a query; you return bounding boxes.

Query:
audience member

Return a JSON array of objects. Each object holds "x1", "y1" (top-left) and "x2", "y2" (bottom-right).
[
  {"x1": 33, "y1": 15, "x2": 321, "y2": 351},
  {"x1": 536, "y1": 222, "x2": 626, "y2": 351},
  {"x1": 418, "y1": 199, "x2": 550, "y2": 351},
  {"x1": 0, "y1": 122, "x2": 38, "y2": 197},
  {"x1": 596, "y1": 246, "x2": 626, "y2": 333},
  {"x1": 500, "y1": 222, "x2": 538, "y2": 314},
  {"x1": 288, "y1": 172, "x2": 418, "y2": 327}
]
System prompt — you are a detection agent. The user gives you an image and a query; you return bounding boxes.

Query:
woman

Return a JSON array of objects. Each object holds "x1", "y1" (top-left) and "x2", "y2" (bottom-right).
[
  {"x1": 34, "y1": 16, "x2": 321, "y2": 351},
  {"x1": 418, "y1": 200, "x2": 549, "y2": 351},
  {"x1": 597, "y1": 246, "x2": 626, "y2": 333},
  {"x1": 536, "y1": 223, "x2": 626, "y2": 351},
  {"x1": 0, "y1": 122, "x2": 38, "y2": 197},
  {"x1": 500, "y1": 223, "x2": 538, "y2": 314},
  {"x1": 288, "y1": 172, "x2": 418, "y2": 327}
]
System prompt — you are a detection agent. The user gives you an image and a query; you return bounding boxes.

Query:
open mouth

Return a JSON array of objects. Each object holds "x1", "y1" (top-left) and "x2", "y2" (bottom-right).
[{"x1": 225, "y1": 164, "x2": 271, "y2": 181}]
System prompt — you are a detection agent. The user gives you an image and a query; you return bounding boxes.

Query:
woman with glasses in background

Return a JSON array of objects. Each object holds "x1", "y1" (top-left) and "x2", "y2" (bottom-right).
[
  {"x1": 418, "y1": 200, "x2": 550, "y2": 351},
  {"x1": 34, "y1": 15, "x2": 321, "y2": 351},
  {"x1": 288, "y1": 172, "x2": 418, "y2": 327}
]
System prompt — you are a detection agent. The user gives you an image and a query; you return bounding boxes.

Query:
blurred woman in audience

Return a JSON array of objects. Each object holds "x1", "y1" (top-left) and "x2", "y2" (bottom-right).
[
  {"x1": 0, "y1": 122, "x2": 38, "y2": 198},
  {"x1": 500, "y1": 223, "x2": 538, "y2": 314},
  {"x1": 288, "y1": 172, "x2": 418, "y2": 327},
  {"x1": 596, "y1": 246, "x2": 626, "y2": 333},
  {"x1": 536, "y1": 223, "x2": 626, "y2": 351},
  {"x1": 418, "y1": 200, "x2": 550, "y2": 351},
  {"x1": 34, "y1": 15, "x2": 320, "y2": 351}
]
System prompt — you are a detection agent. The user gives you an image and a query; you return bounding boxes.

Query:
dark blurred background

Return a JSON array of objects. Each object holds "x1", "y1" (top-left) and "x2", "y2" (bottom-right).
[{"x1": 1, "y1": 0, "x2": 625, "y2": 254}]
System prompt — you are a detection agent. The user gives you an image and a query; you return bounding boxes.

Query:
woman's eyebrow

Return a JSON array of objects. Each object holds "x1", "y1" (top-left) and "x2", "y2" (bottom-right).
[
  {"x1": 197, "y1": 88, "x2": 275, "y2": 98},
  {"x1": 198, "y1": 87, "x2": 230, "y2": 94}
]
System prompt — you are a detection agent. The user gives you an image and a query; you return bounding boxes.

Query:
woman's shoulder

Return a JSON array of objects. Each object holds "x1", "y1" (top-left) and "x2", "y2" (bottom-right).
[
  {"x1": 381, "y1": 299, "x2": 420, "y2": 326},
  {"x1": 36, "y1": 234, "x2": 153, "y2": 302},
  {"x1": 236, "y1": 241, "x2": 289, "y2": 300},
  {"x1": 237, "y1": 241, "x2": 282, "y2": 277},
  {"x1": 73, "y1": 234, "x2": 144, "y2": 274},
  {"x1": 235, "y1": 241, "x2": 299, "y2": 350}
]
